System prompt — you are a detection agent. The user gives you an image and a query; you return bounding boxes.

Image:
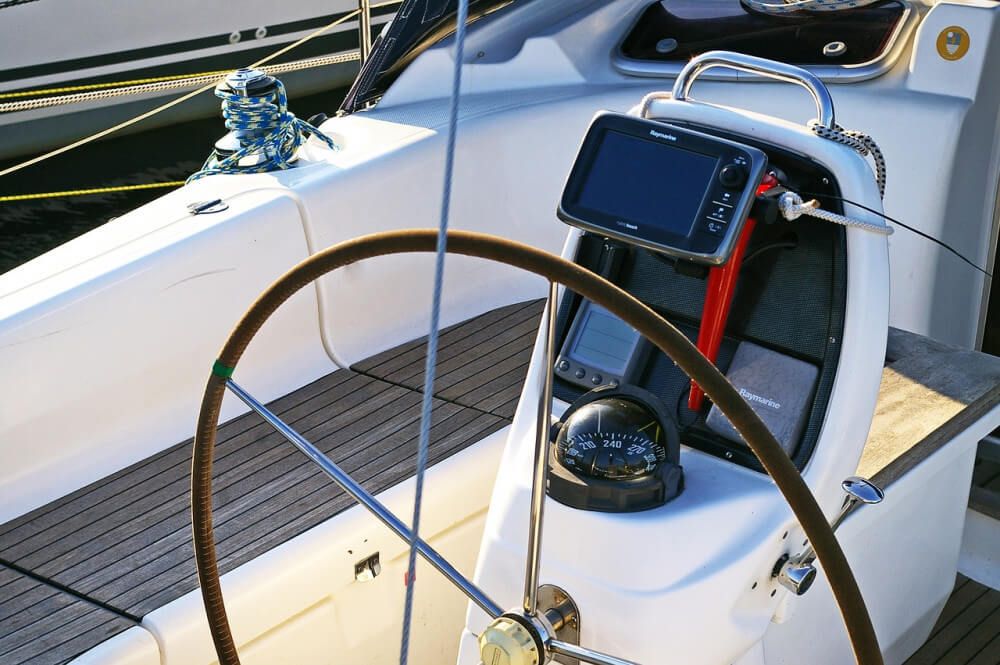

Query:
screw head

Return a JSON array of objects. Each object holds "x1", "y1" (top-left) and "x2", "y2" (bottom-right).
[
  {"x1": 823, "y1": 41, "x2": 847, "y2": 58},
  {"x1": 655, "y1": 38, "x2": 679, "y2": 55}
]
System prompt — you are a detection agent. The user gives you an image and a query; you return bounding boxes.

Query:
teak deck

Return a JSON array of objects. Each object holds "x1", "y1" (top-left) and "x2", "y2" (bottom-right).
[{"x1": 2, "y1": 302, "x2": 999, "y2": 664}]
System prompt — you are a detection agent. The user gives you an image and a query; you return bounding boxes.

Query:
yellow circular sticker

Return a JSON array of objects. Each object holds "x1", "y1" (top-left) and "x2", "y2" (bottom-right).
[{"x1": 936, "y1": 26, "x2": 970, "y2": 61}]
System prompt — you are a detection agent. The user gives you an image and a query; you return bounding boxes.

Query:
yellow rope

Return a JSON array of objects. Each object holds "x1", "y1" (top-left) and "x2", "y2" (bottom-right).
[
  {"x1": 0, "y1": 70, "x2": 240, "y2": 100},
  {"x1": 0, "y1": 181, "x2": 185, "y2": 202},
  {"x1": 0, "y1": 8, "x2": 362, "y2": 179}
]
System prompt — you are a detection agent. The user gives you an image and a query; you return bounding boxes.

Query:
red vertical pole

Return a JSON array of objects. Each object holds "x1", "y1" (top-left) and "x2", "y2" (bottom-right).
[{"x1": 688, "y1": 177, "x2": 777, "y2": 411}]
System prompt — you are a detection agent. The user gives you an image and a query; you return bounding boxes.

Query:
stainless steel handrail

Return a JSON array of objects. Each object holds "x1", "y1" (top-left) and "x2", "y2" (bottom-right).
[
  {"x1": 671, "y1": 51, "x2": 836, "y2": 127},
  {"x1": 523, "y1": 281, "x2": 558, "y2": 617}
]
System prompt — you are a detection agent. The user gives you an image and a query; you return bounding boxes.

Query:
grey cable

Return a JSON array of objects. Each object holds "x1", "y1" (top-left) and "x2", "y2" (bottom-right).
[{"x1": 399, "y1": 2, "x2": 469, "y2": 663}]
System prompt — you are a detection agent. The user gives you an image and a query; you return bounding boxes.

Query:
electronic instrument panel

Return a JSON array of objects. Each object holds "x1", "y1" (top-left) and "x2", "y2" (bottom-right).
[{"x1": 558, "y1": 112, "x2": 767, "y2": 266}]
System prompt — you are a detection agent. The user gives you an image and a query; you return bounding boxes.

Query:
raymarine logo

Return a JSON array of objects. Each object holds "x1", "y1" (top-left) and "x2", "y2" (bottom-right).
[
  {"x1": 739, "y1": 388, "x2": 781, "y2": 410},
  {"x1": 649, "y1": 129, "x2": 677, "y2": 142}
]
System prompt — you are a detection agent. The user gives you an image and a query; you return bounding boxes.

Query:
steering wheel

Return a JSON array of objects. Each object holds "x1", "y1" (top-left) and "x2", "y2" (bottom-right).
[{"x1": 192, "y1": 229, "x2": 882, "y2": 665}]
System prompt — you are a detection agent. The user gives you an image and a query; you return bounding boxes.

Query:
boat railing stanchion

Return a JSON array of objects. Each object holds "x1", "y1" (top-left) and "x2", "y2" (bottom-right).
[
  {"x1": 524, "y1": 281, "x2": 559, "y2": 617},
  {"x1": 358, "y1": 0, "x2": 373, "y2": 65}
]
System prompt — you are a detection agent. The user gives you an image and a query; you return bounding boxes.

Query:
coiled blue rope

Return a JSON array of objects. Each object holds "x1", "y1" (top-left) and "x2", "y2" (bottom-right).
[
  {"x1": 187, "y1": 75, "x2": 338, "y2": 182},
  {"x1": 399, "y1": 2, "x2": 470, "y2": 664}
]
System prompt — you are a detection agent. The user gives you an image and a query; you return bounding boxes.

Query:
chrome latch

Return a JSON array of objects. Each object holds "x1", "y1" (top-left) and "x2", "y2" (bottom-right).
[{"x1": 776, "y1": 476, "x2": 884, "y2": 595}]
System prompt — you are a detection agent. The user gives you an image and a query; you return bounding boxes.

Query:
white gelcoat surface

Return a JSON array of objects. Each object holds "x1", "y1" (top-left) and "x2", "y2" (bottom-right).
[
  {"x1": 763, "y1": 407, "x2": 991, "y2": 665},
  {"x1": 0, "y1": 186, "x2": 335, "y2": 522},
  {"x1": 382, "y1": 0, "x2": 1000, "y2": 348},
  {"x1": 959, "y1": 508, "x2": 1000, "y2": 590},
  {"x1": 3, "y1": 0, "x2": 997, "y2": 523},
  {"x1": 67, "y1": 627, "x2": 160, "y2": 665}
]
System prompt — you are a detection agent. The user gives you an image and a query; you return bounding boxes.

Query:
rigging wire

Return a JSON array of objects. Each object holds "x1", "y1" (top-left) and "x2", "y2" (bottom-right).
[
  {"x1": 800, "y1": 191, "x2": 991, "y2": 277},
  {"x1": 399, "y1": 2, "x2": 470, "y2": 664}
]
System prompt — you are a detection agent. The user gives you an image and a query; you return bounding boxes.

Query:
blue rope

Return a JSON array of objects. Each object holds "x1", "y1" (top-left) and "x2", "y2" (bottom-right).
[
  {"x1": 187, "y1": 77, "x2": 338, "y2": 182},
  {"x1": 399, "y1": 2, "x2": 469, "y2": 663}
]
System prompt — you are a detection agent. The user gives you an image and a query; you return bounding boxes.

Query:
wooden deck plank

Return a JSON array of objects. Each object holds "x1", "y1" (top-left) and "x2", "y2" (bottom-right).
[
  {"x1": 933, "y1": 577, "x2": 982, "y2": 635},
  {"x1": 353, "y1": 299, "x2": 543, "y2": 417},
  {"x1": 354, "y1": 300, "x2": 540, "y2": 380},
  {"x1": 0, "y1": 379, "x2": 503, "y2": 618},
  {"x1": 0, "y1": 372, "x2": 382, "y2": 565},
  {"x1": 906, "y1": 576, "x2": 1000, "y2": 665},
  {"x1": 0, "y1": 567, "x2": 134, "y2": 665},
  {"x1": 967, "y1": 631, "x2": 1000, "y2": 665}
]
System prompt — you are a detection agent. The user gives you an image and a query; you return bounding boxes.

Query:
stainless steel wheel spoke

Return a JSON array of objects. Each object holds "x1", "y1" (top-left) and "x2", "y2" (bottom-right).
[
  {"x1": 226, "y1": 378, "x2": 503, "y2": 619},
  {"x1": 524, "y1": 281, "x2": 559, "y2": 617},
  {"x1": 549, "y1": 639, "x2": 641, "y2": 665}
]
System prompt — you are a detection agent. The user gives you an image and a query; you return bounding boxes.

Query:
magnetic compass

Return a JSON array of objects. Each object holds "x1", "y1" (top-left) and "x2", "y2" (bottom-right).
[
  {"x1": 555, "y1": 401, "x2": 667, "y2": 479},
  {"x1": 548, "y1": 385, "x2": 683, "y2": 512}
]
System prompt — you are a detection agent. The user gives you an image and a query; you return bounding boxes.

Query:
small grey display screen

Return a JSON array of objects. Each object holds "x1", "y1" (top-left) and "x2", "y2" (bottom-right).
[{"x1": 567, "y1": 302, "x2": 642, "y2": 375}]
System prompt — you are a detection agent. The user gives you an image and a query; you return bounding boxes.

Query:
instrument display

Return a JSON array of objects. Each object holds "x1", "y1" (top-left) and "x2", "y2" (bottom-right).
[
  {"x1": 555, "y1": 300, "x2": 650, "y2": 390},
  {"x1": 558, "y1": 112, "x2": 767, "y2": 265}
]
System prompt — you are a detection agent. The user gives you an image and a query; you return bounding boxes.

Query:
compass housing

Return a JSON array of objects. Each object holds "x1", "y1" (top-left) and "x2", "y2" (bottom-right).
[{"x1": 549, "y1": 385, "x2": 683, "y2": 512}]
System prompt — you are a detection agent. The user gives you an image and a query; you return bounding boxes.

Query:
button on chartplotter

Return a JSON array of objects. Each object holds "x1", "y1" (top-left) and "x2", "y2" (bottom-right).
[
  {"x1": 708, "y1": 204, "x2": 731, "y2": 221},
  {"x1": 705, "y1": 220, "x2": 727, "y2": 236}
]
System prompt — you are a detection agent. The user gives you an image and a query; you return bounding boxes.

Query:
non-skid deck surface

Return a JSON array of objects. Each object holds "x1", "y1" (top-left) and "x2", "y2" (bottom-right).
[
  {"x1": 857, "y1": 328, "x2": 1000, "y2": 487},
  {"x1": 0, "y1": 299, "x2": 543, "y2": 663},
  {"x1": 905, "y1": 575, "x2": 1000, "y2": 665}
]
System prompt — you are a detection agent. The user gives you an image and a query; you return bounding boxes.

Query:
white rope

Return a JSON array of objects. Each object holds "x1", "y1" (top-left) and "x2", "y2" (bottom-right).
[{"x1": 778, "y1": 191, "x2": 893, "y2": 235}]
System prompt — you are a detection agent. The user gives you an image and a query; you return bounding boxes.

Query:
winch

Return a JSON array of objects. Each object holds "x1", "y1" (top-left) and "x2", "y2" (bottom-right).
[
  {"x1": 189, "y1": 67, "x2": 338, "y2": 181},
  {"x1": 211, "y1": 69, "x2": 283, "y2": 167}
]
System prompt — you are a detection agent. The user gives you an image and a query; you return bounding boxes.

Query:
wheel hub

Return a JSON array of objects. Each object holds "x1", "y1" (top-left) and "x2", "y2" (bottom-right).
[{"x1": 479, "y1": 616, "x2": 542, "y2": 665}]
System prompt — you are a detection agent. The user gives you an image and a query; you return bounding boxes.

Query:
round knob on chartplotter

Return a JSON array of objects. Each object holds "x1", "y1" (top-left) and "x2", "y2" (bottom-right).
[
  {"x1": 718, "y1": 163, "x2": 748, "y2": 189},
  {"x1": 478, "y1": 616, "x2": 540, "y2": 665}
]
